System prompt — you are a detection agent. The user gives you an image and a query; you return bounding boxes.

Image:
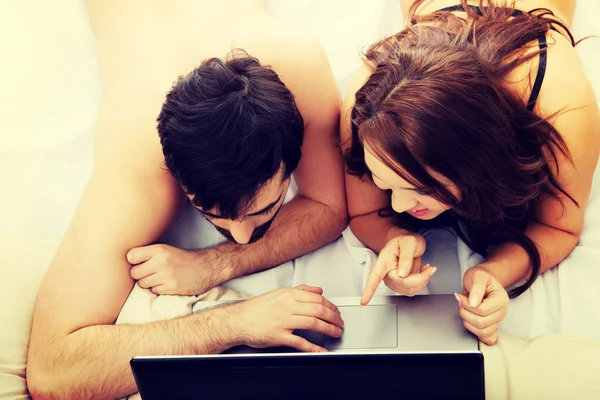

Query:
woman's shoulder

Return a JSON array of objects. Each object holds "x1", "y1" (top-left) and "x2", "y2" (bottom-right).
[
  {"x1": 536, "y1": 31, "x2": 599, "y2": 143},
  {"x1": 533, "y1": 30, "x2": 600, "y2": 198},
  {"x1": 502, "y1": 24, "x2": 596, "y2": 129},
  {"x1": 538, "y1": 31, "x2": 592, "y2": 101}
]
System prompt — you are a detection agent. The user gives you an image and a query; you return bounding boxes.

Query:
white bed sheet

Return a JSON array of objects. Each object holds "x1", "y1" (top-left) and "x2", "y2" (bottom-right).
[{"x1": 1, "y1": 0, "x2": 599, "y2": 340}]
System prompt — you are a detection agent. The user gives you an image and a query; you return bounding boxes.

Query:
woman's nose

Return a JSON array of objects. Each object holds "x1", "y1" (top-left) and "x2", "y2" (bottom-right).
[{"x1": 391, "y1": 190, "x2": 419, "y2": 214}]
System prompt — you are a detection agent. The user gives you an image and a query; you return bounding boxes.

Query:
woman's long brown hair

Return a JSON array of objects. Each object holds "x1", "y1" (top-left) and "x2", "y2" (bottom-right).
[{"x1": 345, "y1": 0, "x2": 578, "y2": 297}]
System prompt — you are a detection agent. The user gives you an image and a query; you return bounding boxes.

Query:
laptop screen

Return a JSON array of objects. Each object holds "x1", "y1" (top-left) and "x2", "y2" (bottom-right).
[{"x1": 131, "y1": 352, "x2": 485, "y2": 400}]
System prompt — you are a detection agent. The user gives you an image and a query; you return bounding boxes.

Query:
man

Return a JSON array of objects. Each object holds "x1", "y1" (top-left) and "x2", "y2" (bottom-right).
[{"x1": 26, "y1": 0, "x2": 347, "y2": 398}]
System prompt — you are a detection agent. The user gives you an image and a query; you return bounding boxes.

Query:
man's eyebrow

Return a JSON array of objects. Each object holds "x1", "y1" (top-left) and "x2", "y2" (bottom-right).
[
  {"x1": 247, "y1": 191, "x2": 284, "y2": 216},
  {"x1": 197, "y1": 209, "x2": 225, "y2": 219},
  {"x1": 196, "y1": 191, "x2": 284, "y2": 219}
]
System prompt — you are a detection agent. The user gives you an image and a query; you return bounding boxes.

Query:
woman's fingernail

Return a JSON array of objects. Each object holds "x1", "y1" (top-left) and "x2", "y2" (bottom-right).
[
  {"x1": 429, "y1": 267, "x2": 437, "y2": 277},
  {"x1": 469, "y1": 295, "x2": 480, "y2": 308},
  {"x1": 453, "y1": 292, "x2": 461, "y2": 305}
]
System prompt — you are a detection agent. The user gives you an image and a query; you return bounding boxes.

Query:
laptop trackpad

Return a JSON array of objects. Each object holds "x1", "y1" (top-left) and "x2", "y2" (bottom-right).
[{"x1": 323, "y1": 305, "x2": 398, "y2": 350}]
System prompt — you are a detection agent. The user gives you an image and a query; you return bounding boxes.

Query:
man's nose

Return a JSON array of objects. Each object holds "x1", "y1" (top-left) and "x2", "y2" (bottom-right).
[{"x1": 229, "y1": 220, "x2": 254, "y2": 245}]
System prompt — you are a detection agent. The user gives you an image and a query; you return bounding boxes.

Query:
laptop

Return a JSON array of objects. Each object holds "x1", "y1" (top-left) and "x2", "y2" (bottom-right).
[{"x1": 131, "y1": 294, "x2": 485, "y2": 400}]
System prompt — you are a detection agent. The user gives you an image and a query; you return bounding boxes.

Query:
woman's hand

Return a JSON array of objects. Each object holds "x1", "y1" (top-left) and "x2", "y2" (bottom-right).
[
  {"x1": 361, "y1": 233, "x2": 435, "y2": 305},
  {"x1": 455, "y1": 266, "x2": 509, "y2": 345}
]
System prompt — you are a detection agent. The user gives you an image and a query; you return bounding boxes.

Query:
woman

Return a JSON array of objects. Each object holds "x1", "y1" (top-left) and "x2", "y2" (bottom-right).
[{"x1": 342, "y1": 0, "x2": 600, "y2": 345}]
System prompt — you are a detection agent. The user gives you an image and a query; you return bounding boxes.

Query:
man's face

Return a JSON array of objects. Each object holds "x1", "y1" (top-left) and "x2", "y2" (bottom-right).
[{"x1": 191, "y1": 173, "x2": 290, "y2": 245}]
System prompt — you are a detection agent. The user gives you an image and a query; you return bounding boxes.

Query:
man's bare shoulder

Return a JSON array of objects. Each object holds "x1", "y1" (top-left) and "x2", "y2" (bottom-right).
[
  {"x1": 92, "y1": 82, "x2": 170, "y2": 176},
  {"x1": 259, "y1": 27, "x2": 340, "y2": 125},
  {"x1": 340, "y1": 62, "x2": 373, "y2": 123}
]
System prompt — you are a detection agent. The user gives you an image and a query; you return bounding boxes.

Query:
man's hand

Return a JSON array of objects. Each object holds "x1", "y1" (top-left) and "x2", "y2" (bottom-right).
[
  {"x1": 230, "y1": 285, "x2": 344, "y2": 352},
  {"x1": 360, "y1": 234, "x2": 434, "y2": 305},
  {"x1": 455, "y1": 266, "x2": 509, "y2": 345},
  {"x1": 128, "y1": 244, "x2": 218, "y2": 295}
]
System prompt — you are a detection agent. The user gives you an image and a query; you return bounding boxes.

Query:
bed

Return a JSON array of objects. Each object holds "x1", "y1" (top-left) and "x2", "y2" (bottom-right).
[{"x1": 1, "y1": 1, "x2": 599, "y2": 398}]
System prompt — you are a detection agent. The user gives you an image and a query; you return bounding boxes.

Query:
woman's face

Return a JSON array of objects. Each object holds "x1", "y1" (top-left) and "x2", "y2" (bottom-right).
[{"x1": 364, "y1": 146, "x2": 459, "y2": 220}]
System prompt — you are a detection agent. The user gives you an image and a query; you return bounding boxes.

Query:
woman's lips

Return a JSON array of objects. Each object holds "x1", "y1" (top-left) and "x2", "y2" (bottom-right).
[{"x1": 406, "y1": 208, "x2": 429, "y2": 217}]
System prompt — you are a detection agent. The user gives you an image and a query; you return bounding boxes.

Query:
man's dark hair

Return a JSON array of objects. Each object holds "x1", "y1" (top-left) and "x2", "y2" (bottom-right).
[{"x1": 157, "y1": 49, "x2": 304, "y2": 220}]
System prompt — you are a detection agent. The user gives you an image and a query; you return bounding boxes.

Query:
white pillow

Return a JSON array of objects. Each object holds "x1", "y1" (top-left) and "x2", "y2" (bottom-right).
[{"x1": 0, "y1": 234, "x2": 56, "y2": 400}]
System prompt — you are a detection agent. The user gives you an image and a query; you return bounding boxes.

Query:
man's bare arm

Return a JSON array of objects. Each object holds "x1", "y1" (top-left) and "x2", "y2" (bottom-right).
[
  {"x1": 23, "y1": 86, "x2": 227, "y2": 398},
  {"x1": 30, "y1": 304, "x2": 236, "y2": 400},
  {"x1": 213, "y1": 195, "x2": 345, "y2": 283}
]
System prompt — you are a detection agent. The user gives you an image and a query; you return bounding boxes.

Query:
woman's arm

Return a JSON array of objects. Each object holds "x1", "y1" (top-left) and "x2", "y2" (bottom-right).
[
  {"x1": 479, "y1": 222, "x2": 580, "y2": 288},
  {"x1": 480, "y1": 34, "x2": 600, "y2": 288}
]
